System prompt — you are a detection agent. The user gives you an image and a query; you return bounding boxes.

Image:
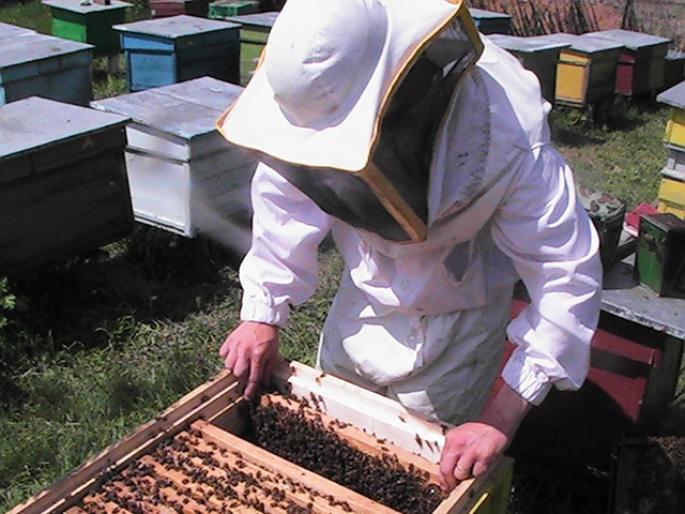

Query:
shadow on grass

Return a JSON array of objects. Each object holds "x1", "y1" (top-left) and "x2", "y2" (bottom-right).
[
  {"x1": 550, "y1": 96, "x2": 665, "y2": 148},
  {"x1": 0, "y1": 225, "x2": 243, "y2": 406}
]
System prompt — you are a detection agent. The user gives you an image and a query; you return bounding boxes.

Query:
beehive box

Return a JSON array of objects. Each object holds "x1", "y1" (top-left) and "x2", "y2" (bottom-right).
[
  {"x1": 42, "y1": 0, "x2": 131, "y2": 56},
  {"x1": 0, "y1": 32, "x2": 93, "y2": 106},
  {"x1": 209, "y1": 0, "x2": 259, "y2": 19},
  {"x1": 636, "y1": 213, "x2": 685, "y2": 298},
  {"x1": 0, "y1": 97, "x2": 133, "y2": 273},
  {"x1": 664, "y1": 50, "x2": 685, "y2": 91},
  {"x1": 91, "y1": 77, "x2": 257, "y2": 253},
  {"x1": 0, "y1": 20, "x2": 36, "y2": 38},
  {"x1": 657, "y1": 176, "x2": 685, "y2": 220},
  {"x1": 149, "y1": 0, "x2": 209, "y2": 19},
  {"x1": 533, "y1": 32, "x2": 623, "y2": 107},
  {"x1": 664, "y1": 145, "x2": 685, "y2": 180},
  {"x1": 657, "y1": 80, "x2": 685, "y2": 151},
  {"x1": 218, "y1": 11, "x2": 278, "y2": 84},
  {"x1": 114, "y1": 15, "x2": 240, "y2": 91},
  {"x1": 6, "y1": 361, "x2": 514, "y2": 514},
  {"x1": 585, "y1": 29, "x2": 670, "y2": 96},
  {"x1": 468, "y1": 7, "x2": 511, "y2": 35},
  {"x1": 488, "y1": 34, "x2": 570, "y2": 103}
]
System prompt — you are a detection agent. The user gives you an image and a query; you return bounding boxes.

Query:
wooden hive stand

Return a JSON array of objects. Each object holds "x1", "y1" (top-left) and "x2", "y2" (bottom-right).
[{"x1": 7, "y1": 361, "x2": 513, "y2": 514}]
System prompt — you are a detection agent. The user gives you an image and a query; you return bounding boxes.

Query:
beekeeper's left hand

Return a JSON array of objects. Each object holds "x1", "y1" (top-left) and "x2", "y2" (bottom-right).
[{"x1": 439, "y1": 383, "x2": 531, "y2": 491}]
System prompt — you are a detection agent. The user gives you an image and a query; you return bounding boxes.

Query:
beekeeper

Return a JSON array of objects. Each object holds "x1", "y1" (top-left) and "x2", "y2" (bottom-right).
[{"x1": 217, "y1": 0, "x2": 602, "y2": 491}]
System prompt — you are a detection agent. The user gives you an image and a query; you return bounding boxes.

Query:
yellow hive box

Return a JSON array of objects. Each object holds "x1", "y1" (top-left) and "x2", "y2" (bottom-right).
[
  {"x1": 664, "y1": 109, "x2": 685, "y2": 149},
  {"x1": 658, "y1": 177, "x2": 685, "y2": 219}
]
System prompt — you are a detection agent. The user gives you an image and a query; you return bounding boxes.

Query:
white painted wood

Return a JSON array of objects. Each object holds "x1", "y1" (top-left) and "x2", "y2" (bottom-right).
[
  {"x1": 92, "y1": 77, "x2": 257, "y2": 245},
  {"x1": 273, "y1": 361, "x2": 450, "y2": 463}
]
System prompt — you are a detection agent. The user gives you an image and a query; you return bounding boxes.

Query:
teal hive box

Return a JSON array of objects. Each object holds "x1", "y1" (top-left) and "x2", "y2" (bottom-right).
[
  {"x1": 114, "y1": 15, "x2": 241, "y2": 91},
  {"x1": 468, "y1": 7, "x2": 511, "y2": 34},
  {"x1": 42, "y1": 0, "x2": 131, "y2": 56},
  {"x1": 0, "y1": 32, "x2": 93, "y2": 106},
  {"x1": 0, "y1": 97, "x2": 133, "y2": 273},
  {"x1": 209, "y1": 0, "x2": 259, "y2": 19}
]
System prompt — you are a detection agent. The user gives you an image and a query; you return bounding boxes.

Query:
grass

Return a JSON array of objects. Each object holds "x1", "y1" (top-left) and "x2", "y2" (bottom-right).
[{"x1": 0, "y1": 2, "x2": 683, "y2": 513}]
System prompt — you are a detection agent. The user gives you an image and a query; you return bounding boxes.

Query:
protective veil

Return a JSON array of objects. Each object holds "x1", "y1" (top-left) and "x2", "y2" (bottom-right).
[{"x1": 218, "y1": 0, "x2": 483, "y2": 242}]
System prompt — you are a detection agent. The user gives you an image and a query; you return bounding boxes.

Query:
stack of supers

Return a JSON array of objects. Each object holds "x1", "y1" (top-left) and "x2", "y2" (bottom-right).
[{"x1": 656, "y1": 80, "x2": 685, "y2": 219}]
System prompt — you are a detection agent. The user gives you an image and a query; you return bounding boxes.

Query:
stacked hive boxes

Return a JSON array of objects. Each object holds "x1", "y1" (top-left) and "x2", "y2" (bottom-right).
[
  {"x1": 0, "y1": 97, "x2": 133, "y2": 273},
  {"x1": 91, "y1": 77, "x2": 258, "y2": 256},
  {"x1": 585, "y1": 29, "x2": 670, "y2": 96},
  {"x1": 42, "y1": 0, "x2": 131, "y2": 56},
  {"x1": 657, "y1": 81, "x2": 685, "y2": 219},
  {"x1": 530, "y1": 32, "x2": 624, "y2": 108},
  {"x1": 488, "y1": 34, "x2": 570, "y2": 103},
  {"x1": 114, "y1": 15, "x2": 241, "y2": 91},
  {"x1": 0, "y1": 22, "x2": 93, "y2": 106},
  {"x1": 149, "y1": 0, "x2": 209, "y2": 18}
]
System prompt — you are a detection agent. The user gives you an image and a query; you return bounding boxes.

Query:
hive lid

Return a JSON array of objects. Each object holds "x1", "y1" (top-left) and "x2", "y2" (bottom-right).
[
  {"x1": 584, "y1": 29, "x2": 670, "y2": 50},
  {"x1": 0, "y1": 97, "x2": 129, "y2": 162},
  {"x1": 657, "y1": 81, "x2": 685, "y2": 109},
  {"x1": 468, "y1": 7, "x2": 511, "y2": 21},
  {"x1": 666, "y1": 49, "x2": 685, "y2": 61},
  {"x1": 42, "y1": 0, "x2": 131, "y2": 13},
  {"x1": 221, "y1": 11, "x2": 278, "y2": 29},
  {"x1": 91, "y1": 77, "x2": 243, "y2": 140},
  {"x1": 0, "y1": 21, "x2": 36, "y2": 37},
  {"x1": 113, "y1": 14, "x2": 239, "y2": 39},
  {"x1": 488, "y1": 33, "x2": 570, "y2": 53},
  {"x1": 0, "y1": 33, "x2": 92, "y2": 71}
]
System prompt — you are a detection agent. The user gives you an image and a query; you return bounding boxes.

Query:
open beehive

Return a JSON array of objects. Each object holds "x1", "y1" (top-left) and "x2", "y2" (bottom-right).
[{"x1": 7, "y1": 362, "x2": 513, "y2": 514}]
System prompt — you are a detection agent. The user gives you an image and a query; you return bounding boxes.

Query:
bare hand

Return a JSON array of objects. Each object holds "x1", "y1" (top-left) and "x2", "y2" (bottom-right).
[
  {"x1": 219, "y1": 321, "x2": 280, "y2": 399},
  {"x1": 439, "y1": 383, "x2": 532, "y2": 491}
]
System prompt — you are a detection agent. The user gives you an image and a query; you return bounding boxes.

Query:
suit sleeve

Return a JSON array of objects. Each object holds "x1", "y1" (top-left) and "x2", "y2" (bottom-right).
[
  {"x1": 491, "y1": 145, "x2": 603, "y2": 405},
  {"x1": 239, "y1": 162, "x2": 333, "y2": 326}
]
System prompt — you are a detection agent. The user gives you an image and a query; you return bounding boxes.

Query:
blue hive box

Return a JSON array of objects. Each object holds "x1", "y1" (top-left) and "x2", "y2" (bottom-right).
[
  {"x1": 114, "y1": 15, "x2": 241, "y2": 91},
  {"x1": 0, "y1": 32, "x2": 93, "y2": 106}
]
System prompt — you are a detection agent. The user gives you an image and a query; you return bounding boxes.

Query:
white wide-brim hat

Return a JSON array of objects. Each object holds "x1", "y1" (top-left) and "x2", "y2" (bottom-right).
[{"x1": 217, "y1": 0, "x2": 482, "y2": 172}]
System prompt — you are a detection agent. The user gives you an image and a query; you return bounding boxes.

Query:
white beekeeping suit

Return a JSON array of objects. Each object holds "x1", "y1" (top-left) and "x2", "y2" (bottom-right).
[{"x1": 218, "y1": 0, "x2": 602, "y2": 426}]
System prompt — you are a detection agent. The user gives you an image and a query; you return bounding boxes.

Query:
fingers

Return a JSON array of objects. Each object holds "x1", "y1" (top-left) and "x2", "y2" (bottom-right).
[
  {"x1": 439, "y1": 445, "x2": 459, "y2": 492},
  {"x1": 453, "y1": 453, "x2": 476, "y2": 482},
  {"x1": 244, "y1": 349, "x2": 266, "y2": 399}
]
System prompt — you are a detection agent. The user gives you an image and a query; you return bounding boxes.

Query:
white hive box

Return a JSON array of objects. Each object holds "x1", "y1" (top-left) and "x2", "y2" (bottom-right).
[{"x1": 91, "y1": 77, "x2": 257, "y2": 251}]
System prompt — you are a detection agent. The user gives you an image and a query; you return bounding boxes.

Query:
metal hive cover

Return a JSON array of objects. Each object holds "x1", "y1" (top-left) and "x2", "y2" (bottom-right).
[
  {"x1": 114, "y1": 14, "x2": 239, "y2": 39},
  {"x1": 0, "y1": 97, "x2": 129, "y2": 161},
  {"x1": 489, "y1": 33, "x2": 570, "y2": 53},
  {"x1": 42, "y1": 0, "x2": 131, "y2": 13},
  {"x1": 91, "y1": 77, "x2": 243, "y2": 140},
  {"x1": 0, "y1": 33, "x2": 92, "y2": 71},
  {"x1": 657, "y1": 80, "x2": 685, "y2": 110},
  {"x1": 221, "y1": 11, "x2": 279, "y2": 29},
  {"x1": 584, "y1": 29, "x2": 670, "y2": 50},
  {"x1": 468, "y1": 8, "x2": 511, "y2": 20}
]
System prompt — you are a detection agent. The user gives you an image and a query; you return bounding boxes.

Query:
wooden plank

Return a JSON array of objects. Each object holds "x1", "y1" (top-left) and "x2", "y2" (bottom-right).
[
  {"x1": 193, "y1": 420, "x2": 402, "y2": 514},
  {"x1": 261, "y1": 394, "x2": 440, "y2": 484},
  {"x1": 274, "y1": 361, "x2": 448, "y2": 463},
  {"x1": 433, "y1": 457, "x2": 513, "y2": 514},
  {"x1": 7, "y1": 371, "x2": 241, "y2": 514}
]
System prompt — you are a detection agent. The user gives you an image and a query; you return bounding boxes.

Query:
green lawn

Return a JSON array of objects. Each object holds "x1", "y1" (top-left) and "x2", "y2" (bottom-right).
[{"x1": 0, "y1": 3, "x2": 683, "y2": 513}]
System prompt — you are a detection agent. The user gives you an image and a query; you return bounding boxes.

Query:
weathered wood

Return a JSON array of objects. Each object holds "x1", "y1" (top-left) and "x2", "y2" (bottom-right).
[
  {"x1": 7, "y1": 371, "x2": 240, "y2": 514},
  {"x1": 194, "y1": 419, "x2": 402, "y2": 514}
]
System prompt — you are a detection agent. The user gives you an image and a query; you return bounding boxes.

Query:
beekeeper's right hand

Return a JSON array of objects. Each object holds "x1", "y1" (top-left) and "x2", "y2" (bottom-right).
[{"x1": 219, "y1": 321, "x2": 281, "y2": 399}]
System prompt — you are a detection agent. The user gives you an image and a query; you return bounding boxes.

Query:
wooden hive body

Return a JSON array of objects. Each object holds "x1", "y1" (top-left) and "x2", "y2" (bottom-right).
[
  {"x1": 114, "y1": 15, "x2": 240, "y2": 91},
  {"x1": 664, "y1": 51, "x2": 685, "y2": 91},
  {"x1": 7, "y1": 361, "x2": 513, "y2": 514},
  {"x1": 467, "y1": 8, "x2": 511, "y2": 35},
  {"x1": 42, "y1": 0, "x2": 131, "y2": 56},
  {"x1": 585, "y1": 29, "x2": 670, "y2": 96},
  {"x1": 91, "y1": 77, "x2": 257, "y2": 254},
  {"x1": 538, "y1": 33, "x2": 624, "y2": 107},
  {"x1": 0, "y1": 97, "x2": 133, "y2": 273},
  {"x1": 488, "y1": 34, "x2": 569, "y2": 103},
  {"x1": 0, "y1": 32, "x2": 93, "y2": 106},
  {"x1": 658, "y1": 81, "x2": 685, "y2": 151},
  {"x1": 149, "y1": 0, "x2": 210, "y2": 19}
]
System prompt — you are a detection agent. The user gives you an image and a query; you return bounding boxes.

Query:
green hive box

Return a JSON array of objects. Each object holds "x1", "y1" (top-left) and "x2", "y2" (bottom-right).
[
  {"x1": 42, "y1": 0, "x2": 131, "y2": 56},
  {"x1": 636, "y1": 213, "x2": 685, "y2": 298},
  {"x1": 209, "y1": 0, "x2": 258, "y2": 18}
]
